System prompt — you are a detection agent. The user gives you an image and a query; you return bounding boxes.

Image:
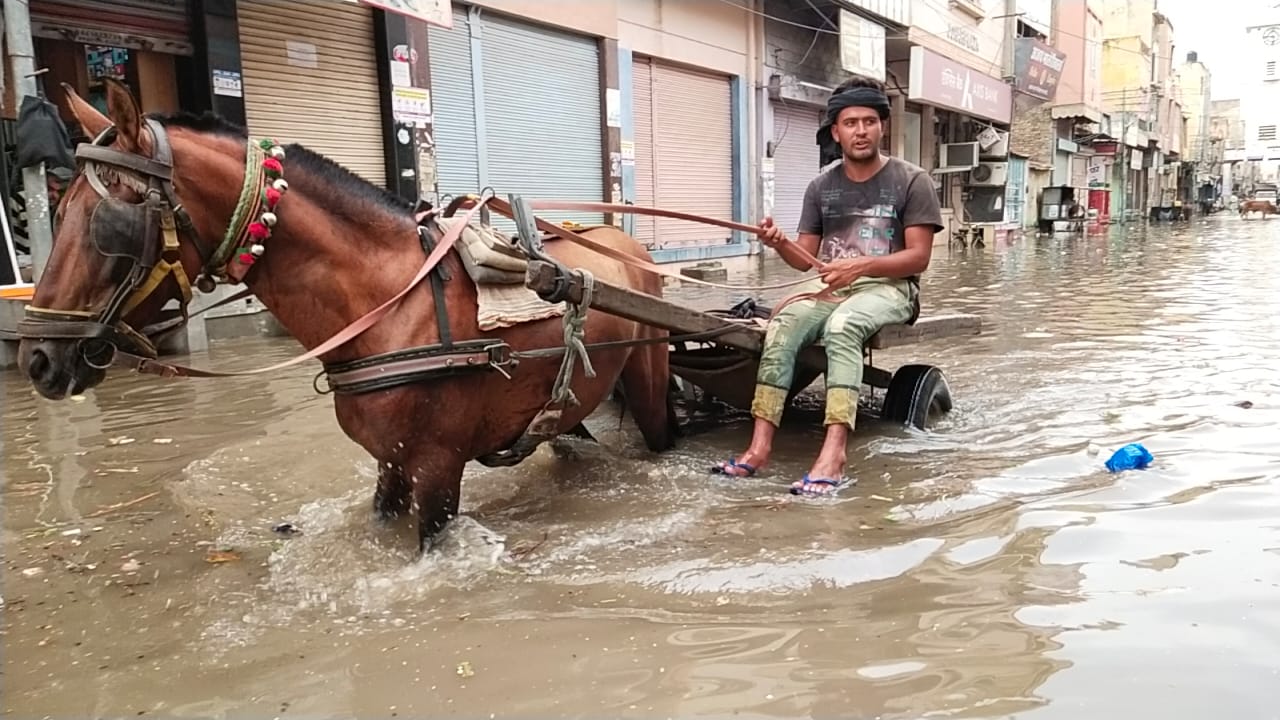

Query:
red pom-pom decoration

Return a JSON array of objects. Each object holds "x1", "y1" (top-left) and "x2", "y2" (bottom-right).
[
  {"x1": 264, "y1": 187, "x2": 282, "y2": 207},
  {"x1": 262, "y1": 157, "x2": 282, "y2": 176},
  {"x1": 248, "y1": 221, "x2": 270, "y2": 240},
  {"x1": 238, "y1": 251, "x2": 256, "y2": 265}
]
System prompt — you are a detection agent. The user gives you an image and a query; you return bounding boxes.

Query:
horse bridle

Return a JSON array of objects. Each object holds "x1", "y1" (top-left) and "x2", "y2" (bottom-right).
[{"x1": 17, "y1": 118, "x2": 212, "y2": 364}]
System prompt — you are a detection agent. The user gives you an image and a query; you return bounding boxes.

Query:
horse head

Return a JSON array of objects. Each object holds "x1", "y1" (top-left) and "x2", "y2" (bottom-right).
[{"x1": 17, "y1": 79, "x2": 280, "y2": 399}]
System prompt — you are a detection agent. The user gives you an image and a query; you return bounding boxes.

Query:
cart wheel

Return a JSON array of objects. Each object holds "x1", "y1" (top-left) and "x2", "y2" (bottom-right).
[{"x1": 880, "y1": 364, "x2": 953, "y2": 430}]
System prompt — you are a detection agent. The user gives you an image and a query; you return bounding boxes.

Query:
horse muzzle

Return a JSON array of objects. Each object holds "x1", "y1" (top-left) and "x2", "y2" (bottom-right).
[
  {"x1": 16, "y1": 310, "x2": 159, "y2": 399},
  {"x1": 18, "y1": 337, "x2": 111, "y2": 400}
]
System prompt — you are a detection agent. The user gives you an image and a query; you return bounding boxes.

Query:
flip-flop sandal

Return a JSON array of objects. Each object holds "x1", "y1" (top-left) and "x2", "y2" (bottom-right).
[
  {"x1": 710, "y1": 457, "x2": 758, "y2": 477},
  {"x1": 789, "y1": 474, "x2": 845, "y2": 496}
]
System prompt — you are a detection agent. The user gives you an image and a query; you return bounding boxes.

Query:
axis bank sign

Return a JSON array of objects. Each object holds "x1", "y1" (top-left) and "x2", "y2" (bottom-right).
[{"x1": 907, "y1": 45, "x2": 1011, "y2": 124}]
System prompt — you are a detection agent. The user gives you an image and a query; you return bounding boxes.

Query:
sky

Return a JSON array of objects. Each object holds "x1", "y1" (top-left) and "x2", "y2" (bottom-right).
[{"x1": 1155, "y1": 0, "x2": 1249, "y2": 101}]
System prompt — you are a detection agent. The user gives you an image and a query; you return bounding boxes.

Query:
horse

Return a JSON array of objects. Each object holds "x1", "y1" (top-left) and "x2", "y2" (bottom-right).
[
  {"x1": 1238, "y1": 199, "x2": 1277, "y2": 219},
  {"x1": 16, "y1": 79, "x2": 677, "y2": 552}
]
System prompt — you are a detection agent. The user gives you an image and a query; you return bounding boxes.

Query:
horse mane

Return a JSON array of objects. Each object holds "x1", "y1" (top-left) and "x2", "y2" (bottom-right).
[{"x1": 149, "y1": 111, "x2": 416, "y2": 220}]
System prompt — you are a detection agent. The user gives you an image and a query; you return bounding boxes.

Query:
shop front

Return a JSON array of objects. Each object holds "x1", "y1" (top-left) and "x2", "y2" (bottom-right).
[
  {"x1": 26, "y1": 0, "x2": 195, "y2": 131},
  {"x1": 904, "y1": 45, "x2": 1013, "y2": 239},
  {"x1": 427, "y1": 4, "x2": 605, "y2": 230}
]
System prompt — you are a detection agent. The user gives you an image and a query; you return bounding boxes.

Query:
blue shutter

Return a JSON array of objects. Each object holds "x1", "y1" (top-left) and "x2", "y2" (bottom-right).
[
  {"x1": 1005, "y1": 156, "x2": 1027, "y2": 224},
  {"x1": 479, "y1": 14, "x2": 603, "y2": 229},
  {"x1": 428, "y1": 8, "x2": 481, "y2": 201}
]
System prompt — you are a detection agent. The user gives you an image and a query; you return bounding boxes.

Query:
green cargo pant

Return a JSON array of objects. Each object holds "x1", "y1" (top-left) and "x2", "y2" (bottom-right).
[{"x1": 751, "y1": 277, "x2": 915, "y2": 429}]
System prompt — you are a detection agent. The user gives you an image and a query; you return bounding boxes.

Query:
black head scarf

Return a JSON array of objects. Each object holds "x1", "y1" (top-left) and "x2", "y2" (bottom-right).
[{"x1": 815, "y1": 86, "x2": 891, "y2": 164}]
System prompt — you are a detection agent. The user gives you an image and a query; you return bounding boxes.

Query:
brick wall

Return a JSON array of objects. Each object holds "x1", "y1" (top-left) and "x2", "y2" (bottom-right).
[{"x1": 1011, "y1": 99, "x2": 1054, "y2": 166}]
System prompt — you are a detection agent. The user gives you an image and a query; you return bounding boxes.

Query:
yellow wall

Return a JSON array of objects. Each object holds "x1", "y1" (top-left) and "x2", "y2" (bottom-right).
[{"x1": 1102, "y1": 36, "x2": 1151, "y2": 109}]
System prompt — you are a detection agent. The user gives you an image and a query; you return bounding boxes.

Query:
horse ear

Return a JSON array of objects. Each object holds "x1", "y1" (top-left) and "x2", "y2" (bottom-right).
[
  {"x1": 103, "y1": 78, "x2": 144, "y2": 153},
  {"x1": 62, "y1": 83, "x2": 111, "y2": 140}
]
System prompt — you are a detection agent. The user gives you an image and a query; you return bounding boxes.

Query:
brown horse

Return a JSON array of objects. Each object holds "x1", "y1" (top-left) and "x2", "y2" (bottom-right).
[
  {"x1": 1239, "y1": 199, "x2": 1277, "y2": 219},
  {"x1": 17, "y1": 80, "x2": 675, "y2": 551}
]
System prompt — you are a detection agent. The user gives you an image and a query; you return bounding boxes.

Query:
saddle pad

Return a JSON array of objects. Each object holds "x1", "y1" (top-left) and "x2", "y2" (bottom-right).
[
  {"x1": 476, "y1": 282, "x2": 565, "y2": 331},
  {"x1": 433, "y1": 216, "x2": 528, "y2": 285}
]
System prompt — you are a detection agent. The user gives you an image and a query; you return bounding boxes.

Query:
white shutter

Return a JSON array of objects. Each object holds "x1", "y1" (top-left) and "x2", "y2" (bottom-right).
[
  {"x1": 632, "y1": 59, "x2": 657, "y2": 247},
  {"x1": 770, "y1": 101, "x2": 823, "y2": 235},
  {"x1": 238, "y1": 0, "x2": 386, "y2": 187},
  {"x1": 633, "y1": 58, "x2": 734, "y2": 249},
  {"x1": 428, "y1": 8, "x2": 481, "y2": 200},
  {"x1": 480, "y1": 14, "x2": 603, "y2": 230}
]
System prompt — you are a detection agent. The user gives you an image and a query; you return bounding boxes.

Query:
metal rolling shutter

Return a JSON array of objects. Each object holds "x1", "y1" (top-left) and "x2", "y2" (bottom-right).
[
  {"x1": 480, "y1": 14, "x2": 603, "y2": 230},
  {"x1": 632, "y1": 59, "x2": 657, "y2": 247},
  {"x1": 770, "y1": 101, "x2": 822, "y2": 235},
  {"x1": 237, "y1": 0, "x2": 386, "y2": 187},
  {"x1": 427, "y1": 7, "x2": 481, "y2": 201},
  {"x1": 634, "y1": 58, "x2": 734, "y2": 249}
]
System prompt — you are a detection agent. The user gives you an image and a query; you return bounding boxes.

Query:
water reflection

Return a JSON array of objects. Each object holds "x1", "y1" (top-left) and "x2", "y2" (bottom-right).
[{"x1": 5, "y1": 217, "x2": 1280, "y2": 718}]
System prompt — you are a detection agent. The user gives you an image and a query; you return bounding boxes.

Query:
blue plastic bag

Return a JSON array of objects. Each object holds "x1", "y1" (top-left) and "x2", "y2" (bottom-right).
[{"x1": 1105, "y1": 443, "x2": 1154, "y2": 472}]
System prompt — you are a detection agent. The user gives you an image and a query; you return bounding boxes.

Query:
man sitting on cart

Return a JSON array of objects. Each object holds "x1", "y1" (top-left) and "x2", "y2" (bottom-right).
[{"x1": 712, "y1": 73, "x2": 943, "y2": 495}]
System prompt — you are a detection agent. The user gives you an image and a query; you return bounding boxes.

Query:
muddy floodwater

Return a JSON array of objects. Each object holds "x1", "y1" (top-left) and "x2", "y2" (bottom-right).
[{"x1": 5, "y1": 217, "x2": 1280, "y2": 718}]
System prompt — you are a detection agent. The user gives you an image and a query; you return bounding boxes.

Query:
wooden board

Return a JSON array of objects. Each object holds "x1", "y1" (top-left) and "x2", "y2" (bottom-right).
[{"x1": 868, "y1": 313, "x2": 983, "y2": 349}]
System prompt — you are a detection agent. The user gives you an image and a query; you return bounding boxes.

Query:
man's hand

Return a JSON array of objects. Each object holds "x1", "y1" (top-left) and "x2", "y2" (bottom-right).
[
  {"x1": 757, "y1": 216, "x2": 787, "y2": 249},
  {"x1": 819, "y1": 257, "x2": 873, "y2": 289}
]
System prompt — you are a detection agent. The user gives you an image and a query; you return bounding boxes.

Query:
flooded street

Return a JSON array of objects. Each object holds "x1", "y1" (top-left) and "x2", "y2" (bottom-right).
[{"x1": 6, "y1": 215, "x2": 1280, "y2": 718}]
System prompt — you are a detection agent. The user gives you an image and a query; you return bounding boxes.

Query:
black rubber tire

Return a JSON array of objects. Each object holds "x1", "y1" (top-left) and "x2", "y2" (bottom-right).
[{"x1": 880, "y1": 364, "x2": 953, "y2": 430}]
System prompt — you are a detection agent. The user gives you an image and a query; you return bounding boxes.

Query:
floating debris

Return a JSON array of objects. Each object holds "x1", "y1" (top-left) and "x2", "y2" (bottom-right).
[{"x1": 205, "y1": 549, "x2": 242, "y2": 564}]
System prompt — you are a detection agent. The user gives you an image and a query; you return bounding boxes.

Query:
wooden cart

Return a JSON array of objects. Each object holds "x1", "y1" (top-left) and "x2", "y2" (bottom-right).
[{"x1": 525, "y1": 260, "x2": 982, "y2": 430}]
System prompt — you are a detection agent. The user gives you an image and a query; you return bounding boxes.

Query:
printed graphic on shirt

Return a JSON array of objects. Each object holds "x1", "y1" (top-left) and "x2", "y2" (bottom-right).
[{"x1": 817, "y1": 202, "x2": 900, "y2": 261}]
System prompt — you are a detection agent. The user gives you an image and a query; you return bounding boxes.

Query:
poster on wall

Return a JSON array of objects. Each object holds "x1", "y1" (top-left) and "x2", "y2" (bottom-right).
[
  {"x1": 839, "y1": 10, "x2": 885, "y2": 81},
  {"x1": 85, "y1": 46, "x2": 129, "y2": 81}
]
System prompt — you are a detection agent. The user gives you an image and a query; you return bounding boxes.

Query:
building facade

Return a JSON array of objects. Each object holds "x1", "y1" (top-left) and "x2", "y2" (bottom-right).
[{"x1": 1241, "y1": 15, "x2": 1280, "y2": 182}]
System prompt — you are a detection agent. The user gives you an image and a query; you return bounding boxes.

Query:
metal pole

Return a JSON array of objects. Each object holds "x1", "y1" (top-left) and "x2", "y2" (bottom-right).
[
  {"x1": 4, "y1": 0, "x2": 54, "y2": 283},
  {"x1": 1002, "y1": 0, "x2": 1017, "y2": 81}
]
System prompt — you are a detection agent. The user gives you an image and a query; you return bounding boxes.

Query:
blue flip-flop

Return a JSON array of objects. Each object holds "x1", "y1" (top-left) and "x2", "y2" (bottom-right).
[
  {"x1": 789, "y1": 474, "x2": 845, "y2": 496},
  {"x1": 710, "y1": 457, "x2": 757, "y2": 477}
]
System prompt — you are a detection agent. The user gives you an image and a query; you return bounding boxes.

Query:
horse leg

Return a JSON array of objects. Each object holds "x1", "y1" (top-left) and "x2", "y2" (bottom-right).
[
  {"x1": 373, "y1": 462, "x2": 411, "y2": 519},
  {"x1": 620, "y1": 340, "x2": 677, "y2": 452},
  {"x1": 406, "y1": 450, "x2": 467, "y2": 552}
]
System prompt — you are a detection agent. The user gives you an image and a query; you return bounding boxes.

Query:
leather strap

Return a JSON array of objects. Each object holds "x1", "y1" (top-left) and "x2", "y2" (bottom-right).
[
  {"x1": 76, "y1": 144, "x2": 174, "y2": 181},
  {"x1": 112, "y1": 198, "x2": 490, "y2": 378}
]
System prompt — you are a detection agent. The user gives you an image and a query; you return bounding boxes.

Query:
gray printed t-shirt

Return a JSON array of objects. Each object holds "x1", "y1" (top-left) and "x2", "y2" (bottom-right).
[{"x1": 796, "y1": 157, "x2": 944, "y2": 289}]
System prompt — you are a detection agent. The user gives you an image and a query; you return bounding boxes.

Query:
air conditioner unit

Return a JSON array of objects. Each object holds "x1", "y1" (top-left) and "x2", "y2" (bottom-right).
[
  {"x1": 940, "y1": 141, "x2": 980, "y2": 170},
  {"x1": 969, "y1": 161, "x2": 1009, "y2": 186}
]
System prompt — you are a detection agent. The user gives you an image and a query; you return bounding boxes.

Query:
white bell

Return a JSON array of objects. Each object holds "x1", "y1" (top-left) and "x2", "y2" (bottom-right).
[
  {"x1": 270, "y1": 145, "x2": 286, "y2": 159},
  {"x1": 250, "y1": 243, "x2": 266, "y2": 256},
  {"x1": 273, "y1": 179, "x2": 289, "y2": 192},
  {"x1": 261, "y1": 211, "x2": 277, "y2": 227}
]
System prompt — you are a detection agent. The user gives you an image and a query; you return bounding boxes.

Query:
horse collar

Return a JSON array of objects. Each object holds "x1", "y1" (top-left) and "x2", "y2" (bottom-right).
[{"x1": 199, "y1": 138, "x2": 290, "y2": 290}]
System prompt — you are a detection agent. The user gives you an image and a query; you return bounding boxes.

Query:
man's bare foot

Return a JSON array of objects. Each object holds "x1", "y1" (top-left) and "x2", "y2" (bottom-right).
[
  {"x1": 711, "y1": 449, "x2": 768, "y2": 477},
  {"x1": 789, "y1": 473, "x2": 847, "y2": 496},
  {"x1": 789, "y1": 424, "x2": 851, "y2": 495}
]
